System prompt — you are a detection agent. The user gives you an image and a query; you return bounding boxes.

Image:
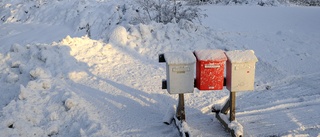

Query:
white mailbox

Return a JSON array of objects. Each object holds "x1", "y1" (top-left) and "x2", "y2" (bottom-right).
[
  {"x1": 225, "y1": 50, "x2": 258, "y2": 92},
  {"x1": 164, "y1": 51, "x2": 196, "y2": 94}
]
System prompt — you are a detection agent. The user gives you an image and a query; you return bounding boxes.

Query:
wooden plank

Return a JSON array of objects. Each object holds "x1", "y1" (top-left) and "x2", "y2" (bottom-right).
[
  {"x1": 176, "y1": 94, "x2": 186, "y2": 121},
  {"x1": 173, "y1": 116, "x2": 190, "y2": 137},
  {"x1": 230, "y1": 92, "x2": 236, "y2": 121},
  {"x1": 221, "y1": 99, "x2": 230, "y2": 114},
  {"x1": 216, "y1": 113, "x2": 237, "y2": 137}
]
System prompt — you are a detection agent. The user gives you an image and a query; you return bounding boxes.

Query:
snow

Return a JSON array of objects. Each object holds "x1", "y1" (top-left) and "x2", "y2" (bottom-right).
[
  {"x1": 218, "y1": 113, "x2": 244, "y2": 137},
  {"x1": 229, "y1": 121, "x2": 244, "y2": 137},
  {"x1": 164, "y1": 51, "x2": 196, "y2": 65},
  {"x1": 109, "y1": 25, "x2": 128, "y2": 46},
  {"x1": 225, "y1": 50, "x2": 258, "y2": 63},
  {"x1": 194, "y1": 49, "x2": 227, "y2": 61},
  {"x1": 1, "y1": 0, "x2": 320, "y2": 137}
]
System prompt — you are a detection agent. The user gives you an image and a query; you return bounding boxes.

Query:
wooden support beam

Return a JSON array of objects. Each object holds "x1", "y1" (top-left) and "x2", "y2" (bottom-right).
[
  {"x1": 176, "y1": 94, "x2": 186, "y2": 121},
  {"x1": 220, "y1": 99, "x2": 230, "y2": 114},
  {"x1": 215, "y1": 92, "x2": 243, "y2": 137},
  {"x1": 229, "y1": 92, "x2": 236, "y2": 121},
  {"x1": 216, "y1": 113, "x2": 237, "y2": 137}
]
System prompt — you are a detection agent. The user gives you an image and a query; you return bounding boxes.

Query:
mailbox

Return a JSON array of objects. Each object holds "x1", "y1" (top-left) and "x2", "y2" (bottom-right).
[
  {"x1": 164, "y1": 51, "x2": 196, "y2": 94},
  {"x1": 194, "y1": 49, "x2": 227, "y2": 90},
  {"x1": 225, "y1": 50, "x2": 258, "y2": 92}
]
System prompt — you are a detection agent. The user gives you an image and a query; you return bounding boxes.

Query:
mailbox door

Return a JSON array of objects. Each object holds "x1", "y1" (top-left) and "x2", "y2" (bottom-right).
[
  {"x1": 167, "y1": 64, "x2": 194, "y2": 94},
  {"x1": 196, "y1": 60, "x2": 225, "y2": 90},
  {"x1": 227, "y1": 62, "x2": 256, "y2": 92}
]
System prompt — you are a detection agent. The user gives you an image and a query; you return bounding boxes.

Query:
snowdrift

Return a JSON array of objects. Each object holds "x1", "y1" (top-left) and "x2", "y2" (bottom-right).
[{"x1": 1, "y1": 0, "x2": 320, "y2": 136}]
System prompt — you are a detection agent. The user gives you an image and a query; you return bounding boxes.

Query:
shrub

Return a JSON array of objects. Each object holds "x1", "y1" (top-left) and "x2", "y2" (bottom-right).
[{"x1": 133, "y1": 0, "x2": 206, "y2": 24}]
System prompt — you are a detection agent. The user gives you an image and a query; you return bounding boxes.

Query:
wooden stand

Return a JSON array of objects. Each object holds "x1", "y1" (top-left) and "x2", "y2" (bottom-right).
[
  {"x1": 214, "y1": 92, "x2": 242, "y2": 137},
  {"x1": 174, "y1": 94, "x2": 190, "y2": 137},
  {"x1": 159, "y1": 54, "x2": 190, "y2": 137},
  {"x1": 176, "y1": 94, "x2": 186, "y2": 121}
]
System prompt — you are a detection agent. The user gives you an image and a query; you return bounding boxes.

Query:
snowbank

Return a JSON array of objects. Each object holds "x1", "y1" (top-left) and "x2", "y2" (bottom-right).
[
  {"x1": 0, "y1": 42, "x2": 110, "y2": 136},
  {"x1": 1, "y1": 0, "x2": 320, "y2": 137}
]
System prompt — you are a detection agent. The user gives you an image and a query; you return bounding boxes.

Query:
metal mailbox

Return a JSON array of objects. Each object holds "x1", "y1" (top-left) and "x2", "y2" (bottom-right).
[
  {"x1": 164, "y1": 51, "x2": 196, "y2": 94},
  {"x1": 194, "y1": 49, "x2": 227, "y2": 90},
  {"x1": 225, "y1": 50, "x2": 258, "y2": 92}
]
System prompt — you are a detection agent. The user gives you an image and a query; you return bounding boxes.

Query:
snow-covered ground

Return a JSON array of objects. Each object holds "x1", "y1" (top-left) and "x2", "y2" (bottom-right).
[
  {"x1": 202, "y1": 5, "x2": 320, "y2": 136},
  {"x1": 1, "y1": 0, "x2": 320, "y2": 136}
]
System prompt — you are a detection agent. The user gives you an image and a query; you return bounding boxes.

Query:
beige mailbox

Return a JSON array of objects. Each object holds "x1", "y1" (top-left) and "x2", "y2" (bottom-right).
[
  {"x1": 225, "y1": 50, "x2": 258, "y2": 92},
  {"x1": 164, "y1": 51, "x2": 196, "y2": 94}
]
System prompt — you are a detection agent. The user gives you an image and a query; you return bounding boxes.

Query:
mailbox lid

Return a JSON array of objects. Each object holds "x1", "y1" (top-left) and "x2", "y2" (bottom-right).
[
  {"x1": 194, "y1": 49, "x2": 227, "y2": 62},
  {"x1": 164, "y1": 51, "x2": 196, "y2": 65},
  {"x1": 225, "y1": 50, "x2": 258, "y2": 63}
]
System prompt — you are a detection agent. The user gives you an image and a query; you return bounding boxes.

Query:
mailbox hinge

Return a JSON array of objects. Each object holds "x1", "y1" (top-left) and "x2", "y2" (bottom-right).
[{"x1": 159, "y1": 54, "x2": 166, "y2": 63}]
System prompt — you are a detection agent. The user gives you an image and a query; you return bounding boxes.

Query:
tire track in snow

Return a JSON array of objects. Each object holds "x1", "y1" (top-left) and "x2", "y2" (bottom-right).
[{"x1": 236, "y1": 73, "x2": 320, "y2": 136}]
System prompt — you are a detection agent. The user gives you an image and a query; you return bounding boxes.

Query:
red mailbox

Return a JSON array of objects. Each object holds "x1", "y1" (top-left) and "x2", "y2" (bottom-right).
[{"x1": 195, "y1": 50, "x2": 227, "y2": 90}]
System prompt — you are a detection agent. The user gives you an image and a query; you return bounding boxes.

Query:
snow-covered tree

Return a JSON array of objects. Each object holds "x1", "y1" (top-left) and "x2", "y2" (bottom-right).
[{"x1": 134, "y1": 0, "x2": 206, "y2": 24}]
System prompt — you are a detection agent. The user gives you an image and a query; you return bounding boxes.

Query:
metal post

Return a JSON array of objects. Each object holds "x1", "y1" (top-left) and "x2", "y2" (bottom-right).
[
  {"x1": 229, "y1": 92, "x2": 236, "y2": 121},
  {"x1": 176, "y1": 94, "x2": 186, "y2": 121}
]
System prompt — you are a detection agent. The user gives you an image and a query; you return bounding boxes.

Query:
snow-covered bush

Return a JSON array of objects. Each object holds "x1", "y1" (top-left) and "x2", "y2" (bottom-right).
[
  {"x1": 289, "y1": 0, "x2": 320, "y2": 6},
  {"x1": 188, "y1": 0, "x2": 287, "y2": 6},
  {"x1": 133, "y1": 0, "x2": 206, "y2": 24},
  {"x1": 109, "y1": 25, "x2": 128, "y2": 46},
  {"x1": 185, "y1": 0, "x2": 320, "y2": 6}
]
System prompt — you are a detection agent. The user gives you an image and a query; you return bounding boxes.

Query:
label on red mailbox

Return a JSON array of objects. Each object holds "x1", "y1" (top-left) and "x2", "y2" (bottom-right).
[{"x1": 205, "y1": 64, "x2": 220, "y2": 69}]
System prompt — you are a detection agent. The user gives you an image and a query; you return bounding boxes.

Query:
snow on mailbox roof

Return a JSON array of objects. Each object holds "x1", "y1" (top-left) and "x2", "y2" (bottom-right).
[
  {"x1": 164, "y1": 51, "x2": 196, "y2": 65},
  {"x1": 194, "y1": 49, "x2": 227, "y2": 61},
  {"x1": 225, "y1": 50, "x2": 258, "y2": 63}
]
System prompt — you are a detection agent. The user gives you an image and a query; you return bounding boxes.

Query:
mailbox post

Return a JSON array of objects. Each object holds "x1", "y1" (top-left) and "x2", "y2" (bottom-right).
[
  {"x1": 213, "y1": 50, "x2": 258, "y2": 137},
  {"x1": 159, "y1": 51, "x2": 195, "y2": 127},
  {"x1": 225, "y1": 50, "x2": 258, "y2": 122},
  {"x1": 159, "y1": 51, "x2": 196, "y2": 137}
]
